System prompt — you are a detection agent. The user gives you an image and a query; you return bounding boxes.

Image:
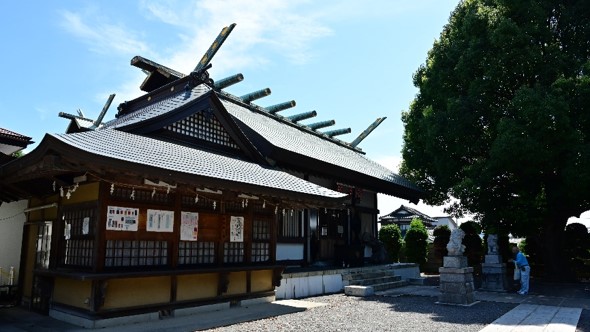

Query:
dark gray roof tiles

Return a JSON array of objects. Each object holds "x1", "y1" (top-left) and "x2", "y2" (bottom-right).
[
  {"x1": 221, "y1": 99, "x2": 419, "y2": 191},
  {"x1": 102, "y1": 85, "x2": 211, "y2": 129},
  {"x1": 51, "y1": 129, "x2": 346, "y2": 199}
]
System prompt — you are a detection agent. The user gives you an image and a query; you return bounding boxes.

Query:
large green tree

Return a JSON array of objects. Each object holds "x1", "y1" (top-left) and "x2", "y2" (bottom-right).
[{"x1": 401, "y1": 0, "x2": 590, "y2": 279}]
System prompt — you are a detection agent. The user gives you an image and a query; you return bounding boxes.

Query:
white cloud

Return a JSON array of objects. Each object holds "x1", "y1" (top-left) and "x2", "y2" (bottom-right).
[
  {"x1": 140, "y1": 0, "x2": 333, "y2": 77},
  {"x1": 94, "y1": 72, "x2": 146, "y2": 110},
  {"x1": 35, "y1": 107, "x2": 48, "y2": 121},
  {"x1": 374, "y1": 155, "x2": 402, "y2": 173},
  {"x1": 59, "y1": 9, "x2": 150, "y2": 56}
]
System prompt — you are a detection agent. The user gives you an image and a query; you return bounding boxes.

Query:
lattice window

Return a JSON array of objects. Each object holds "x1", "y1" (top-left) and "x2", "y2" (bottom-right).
[
  {"x1": 60, "y1": 207, "x2": 95, "y2": 267},
  {"x1": 35, "y1": 222, "x2": 52, "y2": 270},
  {"x1": 181, "y1": 195, "x2": 218, "y2": 212},
  {"x1": 112, "y1": 187, "x2": 173, "y2": 204},
  {"x1": 224, "y1": 201, "x2": 244, "y2": 213},
  {"x1": 223, "y1": 242, "x2": 244, "y2": 263},
  {"x1": 178, "y1": 241, "x2": 216, "y2": 265},
  {"x1": 253, "y1": 219, "x2": 270, "y2": 240},
  {"x1": 165, "y1": 110, "x2": 240, "y2": 149},
  {"x1": 251, "y1": 242, "x2": 270, "y2": 262},
  {"x1": 64, "y1": 240, "x2": 93, "y2": 267},
  {"x1": 105, "y1": 240, "x2": 168, "y2": 267},
  {"x1": 280, "y1": 211, "x2": 301, "y2": 238},
  {"x1": 252, "y1": 219, "x2": 271, "y2": 262}
]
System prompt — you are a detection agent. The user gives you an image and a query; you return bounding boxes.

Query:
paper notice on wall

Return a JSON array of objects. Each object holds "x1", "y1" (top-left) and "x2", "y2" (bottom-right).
[
  {"x1": 230, "y1": 216, "x2": 244, "y2": 242},
  {"x1": 64, "y1": 222, "x2": 71, "y2": 240},
  {"x1": 106, "y1": 206, "x2": 139, "y2": 231},
  {"x1": 147, "y1": 209, "x2": 175, "y2": 232},
  {"x1": 180, "y1": 211, "x2": 199, "y2": 241},
  {"x1": 82, "y1": 217, "x2": 90, "y2": 235}
]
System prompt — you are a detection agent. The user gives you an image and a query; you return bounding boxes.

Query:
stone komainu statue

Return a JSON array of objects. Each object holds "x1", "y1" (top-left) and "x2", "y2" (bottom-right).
[
  {"x1": 447, "y1": 228, "x2": 466, "y2": 256},
  {"x1": 487, "y1": 234, "x2": 499, "y2": 255}
]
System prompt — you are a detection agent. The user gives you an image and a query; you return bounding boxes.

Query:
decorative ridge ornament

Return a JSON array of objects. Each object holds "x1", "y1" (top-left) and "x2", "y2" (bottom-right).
[{"x1": 185, "y1": 63, "x2": 213, "y2": 91}]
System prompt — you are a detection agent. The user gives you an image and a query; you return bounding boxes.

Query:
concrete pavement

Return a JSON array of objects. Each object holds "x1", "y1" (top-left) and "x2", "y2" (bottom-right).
[
  {"x1": 479, "y1": 304, "x2": 582, "y2": 332},
  {"x1": 1, "y1": 283, "x2": 587, "y2": 331},
  {"x1": 378, "y1": 285, "x2": 587, "y2": 331}
]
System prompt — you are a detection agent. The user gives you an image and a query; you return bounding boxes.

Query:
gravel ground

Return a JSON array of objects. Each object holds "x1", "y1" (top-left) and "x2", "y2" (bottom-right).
[
  {"x1": 207, "y1": 294, "x2": 517, "y2": 332},
  {"x1": 578, "y1": 310, "x2": 590, "y2": 332}
]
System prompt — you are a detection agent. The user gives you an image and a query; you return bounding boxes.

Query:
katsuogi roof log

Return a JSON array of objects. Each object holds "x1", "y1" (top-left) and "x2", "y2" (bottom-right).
[
  {"x1": 266, "y1": 100, "x2": 296, "y2": 114},
  {"x1": 307, "y1": 119, "x2": 336, "y2": 130},
  {"x1": 287, "y1": 111, "x2": 317, "y2": 123},
  {"x1": 240, "y1": 88, "x2": 271, "y2": 103},
  {"x1": 323, "y1": 128, "x2": 351, "y2": 138},
  {"x1": 214, "y1": 73, "x2": 244, "y2": 90}
]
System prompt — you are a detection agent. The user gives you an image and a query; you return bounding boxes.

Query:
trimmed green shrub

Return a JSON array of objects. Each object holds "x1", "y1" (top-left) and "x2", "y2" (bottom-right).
[
  {"x1": 404, "y1": 218, "x2": 429, "y2": 265},
  {"x1": 378, "y1": 224, "x2": 403, "y2": 262}
]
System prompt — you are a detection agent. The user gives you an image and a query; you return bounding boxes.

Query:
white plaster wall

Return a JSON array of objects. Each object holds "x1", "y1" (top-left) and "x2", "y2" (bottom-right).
[
  {"x1": 276, "y1": 243, "x2": 304, "y2": 261},
  {"x1": 0, "y1": 200, "x2": 27, "y2": 282},
  {"x1": 275, "y1": 273, "x2": 344, "y2": 300}
]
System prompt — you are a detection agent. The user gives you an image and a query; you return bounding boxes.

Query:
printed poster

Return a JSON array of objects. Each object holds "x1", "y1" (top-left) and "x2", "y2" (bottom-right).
[
  {"x1": 147, "y1": 209, "x2": 174, "y2": 232},
  {"x1": 230, "y1": 216, "x2": 244, "y2": 242},
  {"x1": 107, "y1": 206, "x2": 139, "y2": 231},
  {"x1": 180, "y1": 211, "x2": 199, "y2": 241}
]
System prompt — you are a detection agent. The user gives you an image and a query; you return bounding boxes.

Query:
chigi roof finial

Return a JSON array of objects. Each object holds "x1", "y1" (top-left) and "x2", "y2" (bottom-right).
[{"x1": 185, "y1": 23, "x2": 237, "y2": 91}]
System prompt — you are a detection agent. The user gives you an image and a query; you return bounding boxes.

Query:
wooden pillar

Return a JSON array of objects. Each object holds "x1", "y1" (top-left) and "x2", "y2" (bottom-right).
[
  {"x1": 94, "y1": 181, "x2": 108, "y2": 273},
  {"x1": 303, "y1": 209, "x2": 310, "y2": 264}
]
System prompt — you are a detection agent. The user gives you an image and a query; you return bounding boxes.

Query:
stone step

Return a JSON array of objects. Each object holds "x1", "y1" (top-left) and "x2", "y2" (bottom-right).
[
  {"x1": 371, "y1": 280, "x2": 409, "y2": 292},
  {"x1": 349, "y1": 275, "x2": 402, "y2": 286},
  {"x1": 345, "y1": 280, "x2": 412, "y2": 296},
  {"x1": 344, "y1": 285, "x2": 374, "y2": 297},
  {"x1": 409, "y1": 277, "x2": 426, "y2": 285},
  {"x1": 342, "y1": 270, "x2": 396, "y2": 281}
]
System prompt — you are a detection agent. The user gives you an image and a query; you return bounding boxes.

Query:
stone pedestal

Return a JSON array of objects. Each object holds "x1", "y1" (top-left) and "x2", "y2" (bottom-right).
[
  {"x1": 480, "y1": 255, "x2": 508, "y2": 292},
  {"x1": 438, "y1": 256, "x2": 477, "y2": 305}
]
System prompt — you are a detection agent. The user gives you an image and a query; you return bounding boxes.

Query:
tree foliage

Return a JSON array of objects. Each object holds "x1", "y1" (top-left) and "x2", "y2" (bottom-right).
[
  {"x1": 400, "y1": 0, "x2": 590, "y2": 278},
  {"x1": 460, "y1": 221, "x2": 484, "y2": 267},
  {"x1": 404, "y1": 218, "x2": 429, "y2": 265},
  {"x1": 433, "y1": 225, "x2": 451, "y2": 259},
  {"x1": 378, "y1": 224, "x2": 403, "y2": 262},
  {"x1": 564, "y1": 223, "x2": 590, "y2": 270}
]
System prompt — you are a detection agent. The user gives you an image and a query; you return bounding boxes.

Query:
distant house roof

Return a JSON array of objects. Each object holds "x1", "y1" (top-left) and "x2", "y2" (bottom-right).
[
  {"x1": 380, "y1": 205, "x2": 436, "y2": 227},
  {"x1": 0, "y1": 128, "x2": 33, "y2": 158},
  {"x1": 433, "y1": 216, "x2": 458, "y2": 229},
  {"x1": 0, "y1": 128, "x2": 33, "y2": 152}
]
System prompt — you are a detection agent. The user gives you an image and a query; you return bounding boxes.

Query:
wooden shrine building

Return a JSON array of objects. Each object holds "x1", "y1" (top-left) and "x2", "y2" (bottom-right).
[{"x1": 0, "y1": 24, "x2": 421, "y2": 326}]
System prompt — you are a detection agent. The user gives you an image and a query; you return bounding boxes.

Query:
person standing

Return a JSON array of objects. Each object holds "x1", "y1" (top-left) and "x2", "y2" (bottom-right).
[{"x1": 509, "y1": 246, "x2": 530, "y2": 295}]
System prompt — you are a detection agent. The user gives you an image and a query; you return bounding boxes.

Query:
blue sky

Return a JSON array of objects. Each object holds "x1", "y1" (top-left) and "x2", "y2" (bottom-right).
[{"x1": 2, "y1": 0, "x2": 462, "y2": 218}]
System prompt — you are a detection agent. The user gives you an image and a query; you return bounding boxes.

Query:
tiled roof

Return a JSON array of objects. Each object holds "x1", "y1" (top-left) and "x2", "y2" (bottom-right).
[
  {"x1": 0, "y1": 128, "x2": 33, "y2": 143},
  {"x1": 51, "y1": 129, "x2": 346, "y2": 199},
  {"x1": 380, "y1": 205, "x2": 436, "y2": 223},
  {"x1": 221, "y1": 99, "x2": 420, "y2": 191},
  {"x1": 102, "y1": 85, "x2": 212, "y2": 129}
]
